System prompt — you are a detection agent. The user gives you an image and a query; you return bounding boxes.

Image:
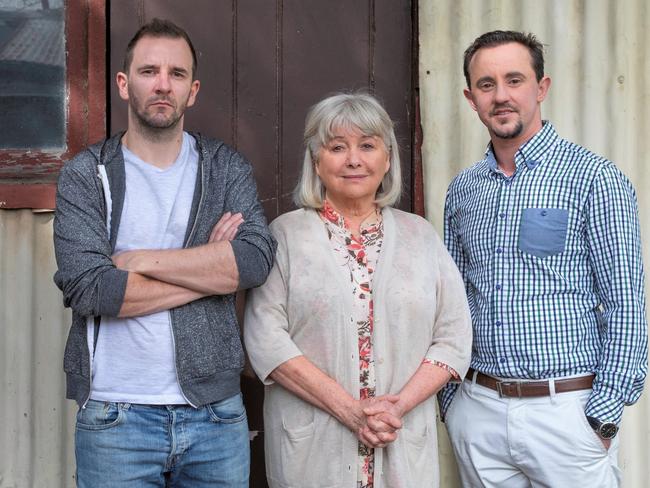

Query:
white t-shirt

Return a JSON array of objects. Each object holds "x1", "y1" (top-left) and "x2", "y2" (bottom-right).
[{"x1": 89, "y1": 132, "x2": 199, "y2": 404}]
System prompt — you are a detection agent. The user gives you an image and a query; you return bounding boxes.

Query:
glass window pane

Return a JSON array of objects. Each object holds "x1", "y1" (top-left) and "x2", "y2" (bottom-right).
[{"x1": 0, "y1": 0, "x2": 65, "y2": 149}]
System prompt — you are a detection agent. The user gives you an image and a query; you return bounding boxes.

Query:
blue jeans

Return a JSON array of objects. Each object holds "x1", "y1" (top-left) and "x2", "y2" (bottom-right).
[{"x1": 75, "y1": 393, "x2": 250, "y2": 487}]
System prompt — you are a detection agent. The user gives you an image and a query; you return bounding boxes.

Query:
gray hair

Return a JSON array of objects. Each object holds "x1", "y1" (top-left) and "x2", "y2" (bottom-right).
[{"x1": 293, "y1": 92, "x2": 402, "y2": 209}]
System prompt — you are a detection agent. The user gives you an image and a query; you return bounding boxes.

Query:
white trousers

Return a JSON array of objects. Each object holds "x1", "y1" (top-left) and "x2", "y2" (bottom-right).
[{"x1": 445, "y1": 377, "x2": 621, "y2": 488}]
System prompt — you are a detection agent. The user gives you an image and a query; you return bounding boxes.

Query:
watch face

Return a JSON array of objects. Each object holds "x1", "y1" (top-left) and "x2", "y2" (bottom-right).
[{"x1": 600, "y1": 422, "x2": 618, "y2": 439}]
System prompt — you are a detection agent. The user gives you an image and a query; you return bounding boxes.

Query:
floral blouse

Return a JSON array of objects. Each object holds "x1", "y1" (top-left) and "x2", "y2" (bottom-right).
[
  {"x1": 319, "y1": 201, "x2": 382, "y2": 488},
  {"x1": 318, "y1": 201, "x2": 459, "y2": 488}
]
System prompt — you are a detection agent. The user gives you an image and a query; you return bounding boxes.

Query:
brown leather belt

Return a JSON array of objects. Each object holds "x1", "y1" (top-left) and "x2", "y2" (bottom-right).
[{"x1": 466, "y1": 368, "x2": 594, "y2": 398}]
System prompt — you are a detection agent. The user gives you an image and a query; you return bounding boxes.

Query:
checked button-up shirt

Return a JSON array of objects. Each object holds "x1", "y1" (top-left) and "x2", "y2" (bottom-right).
[{"x1": 438, "y1": 121, "x2": 647, "y2": 425}]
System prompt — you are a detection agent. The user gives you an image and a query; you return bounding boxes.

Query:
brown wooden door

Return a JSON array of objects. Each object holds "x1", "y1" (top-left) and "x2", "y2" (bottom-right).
[{"x1": 109, "y1": 1, "x2": 416, "y2": 485}]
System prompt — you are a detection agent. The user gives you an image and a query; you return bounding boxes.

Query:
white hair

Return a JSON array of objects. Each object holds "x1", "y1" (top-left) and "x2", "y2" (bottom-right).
[{"x1": 293, "y1": 92, "x2": 402, "y2": 209}]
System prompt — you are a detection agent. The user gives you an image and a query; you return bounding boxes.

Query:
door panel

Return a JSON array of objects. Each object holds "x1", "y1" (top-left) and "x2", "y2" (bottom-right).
[
  {"x1": 110, "y1": 2, "x2": 414, "y2": 485},
  {"x1": 110, "y1": 0, "x2": 413, "y2": 217}
]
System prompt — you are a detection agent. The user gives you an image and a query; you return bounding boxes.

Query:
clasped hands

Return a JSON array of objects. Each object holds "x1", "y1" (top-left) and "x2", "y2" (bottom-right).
[{"x1": 353, "y1": 394, "x2": 406, "y2": 449}]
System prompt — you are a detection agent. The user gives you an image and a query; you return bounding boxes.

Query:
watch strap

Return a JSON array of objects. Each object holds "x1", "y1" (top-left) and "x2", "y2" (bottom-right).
[{"x1": 586, "y1": 416, "x2": 618, "y2": 439}]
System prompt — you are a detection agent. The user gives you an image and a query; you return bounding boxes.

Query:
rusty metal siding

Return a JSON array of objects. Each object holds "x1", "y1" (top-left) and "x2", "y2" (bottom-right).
[{"x1": 419, "y1": 1, "x2": 650, "y2": 487}]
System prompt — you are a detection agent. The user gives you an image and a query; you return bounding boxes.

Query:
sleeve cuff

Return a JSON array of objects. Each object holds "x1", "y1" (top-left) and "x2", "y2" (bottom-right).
[
  {"x1": 424, "y1": 348, "x2": 470, "y2": 381},
  {"x1": 423, "y1": 358, "x2": 460, "y2": 380},
  {"x1": 437, "y1": 382, "x2": 460, "y2": 422},
  {"x1": 231, "y1": 239, "x2": 272, "y2": 290},
  {"x1": 584, "y1": 385, "x2": 625, "y2": 425},
  {"x1": 97, "y1": 268, "x2": 129, "y2": 317},
  {"x1": 254, "y1": 342, "x2": 304, "y2": 387}
]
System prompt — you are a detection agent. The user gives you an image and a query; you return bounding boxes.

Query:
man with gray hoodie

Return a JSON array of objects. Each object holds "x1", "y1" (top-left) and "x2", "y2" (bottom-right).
[{"x1": 53, "y1": 18, "x2": 275, "y2": 487}]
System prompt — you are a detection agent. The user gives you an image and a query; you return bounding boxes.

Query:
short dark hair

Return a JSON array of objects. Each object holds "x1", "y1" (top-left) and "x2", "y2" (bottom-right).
[
  {"x1": 123, "y1": 18, "x2": 198, "y2": 79},
  {"x1": 463, "y1": 30, "x2": 544, "y2": 87}
]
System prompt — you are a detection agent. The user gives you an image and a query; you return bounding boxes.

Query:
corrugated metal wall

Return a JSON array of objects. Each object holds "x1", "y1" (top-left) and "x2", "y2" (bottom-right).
[
  {"x1": 0, "y1": 210, "x2": 76, "y2": 487},
  {"x1": 419, "y1": 1, "x2": 650, "y2": 487},
  {"x1": 1, "y1": 1, "x2": 649, "y2": 486}
]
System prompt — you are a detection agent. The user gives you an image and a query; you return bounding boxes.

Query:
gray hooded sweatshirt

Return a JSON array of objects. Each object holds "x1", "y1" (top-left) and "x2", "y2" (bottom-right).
[{"x1": 53, "y1": 132, "x2": 275, "y2": 407}]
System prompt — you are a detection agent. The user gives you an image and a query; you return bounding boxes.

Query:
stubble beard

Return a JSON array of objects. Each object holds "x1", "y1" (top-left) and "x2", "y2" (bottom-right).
[
  {"x1": 485, "y1": 101, "x2": 525, "y2": 140},
  {"x1": 129, "y1": 89, "x2": 189, "y2": 138},
  {"x1": 492, "y1": 119, "x2": 523, "y2": 140}
]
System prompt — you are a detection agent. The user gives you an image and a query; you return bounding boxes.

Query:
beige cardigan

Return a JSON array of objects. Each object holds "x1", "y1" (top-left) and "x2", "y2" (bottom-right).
[{"x1": 244, "y1": 207, "x2": 471, "y2": 488}]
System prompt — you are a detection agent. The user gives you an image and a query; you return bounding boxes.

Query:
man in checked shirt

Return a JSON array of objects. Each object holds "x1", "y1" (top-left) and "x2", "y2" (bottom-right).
[{"x1": 439, "y1": 30, "x2": 648, "y2": 487}]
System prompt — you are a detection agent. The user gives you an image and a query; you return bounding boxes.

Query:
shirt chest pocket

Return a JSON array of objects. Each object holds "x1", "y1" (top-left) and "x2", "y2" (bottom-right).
[{"x1": 518, "y1": 208, "x2": 568, "y2": 258}]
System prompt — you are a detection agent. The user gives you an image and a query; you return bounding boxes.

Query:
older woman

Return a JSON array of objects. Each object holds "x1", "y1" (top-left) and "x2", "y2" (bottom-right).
[{"x1": 244, "y1": 93, "x2": 471, "y2": 488}]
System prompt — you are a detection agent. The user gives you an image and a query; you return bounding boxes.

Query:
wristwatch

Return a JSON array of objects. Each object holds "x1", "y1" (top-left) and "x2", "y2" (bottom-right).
[{"x1": 586, "y1": 416, "x2": 618, "y2": 439}]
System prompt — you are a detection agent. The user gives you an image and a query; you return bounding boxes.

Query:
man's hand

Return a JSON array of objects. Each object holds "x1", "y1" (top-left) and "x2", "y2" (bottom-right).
[
  {"x1": 209, "y1": 212, "x2": 244, "y2": 242},
  {"x1": 600, "y1": 437, "x2": 611, "y2": 450},
  {"x1": 112, "y1": 212, "x2": 244, "y2": 271}
]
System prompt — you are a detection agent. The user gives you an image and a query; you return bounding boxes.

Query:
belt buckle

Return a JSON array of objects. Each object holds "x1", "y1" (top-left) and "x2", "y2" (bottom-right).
[{"x1": 496, "y1": 380, "x2": 522, "y2": 398}]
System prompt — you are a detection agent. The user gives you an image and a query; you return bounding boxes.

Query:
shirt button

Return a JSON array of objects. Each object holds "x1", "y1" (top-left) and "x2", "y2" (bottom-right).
[
  {"x1": 495, "y1": 284, "x2": 502, "y2": 291},
  {"x1": 499, "y1": 212, "x2": 506, "y2": 219},
  {"x1": 500, "y1": 357, "x2": 506, "y2": 364},
  {"x1": 496, "y1": 247, "x2": 503, "y2": 254},
  {"x1": 541, "y1": 210, "x2": 548, "y2": 217},
  {"x1": 496, "y1": 321, "x2": 502, "y2": 326}
]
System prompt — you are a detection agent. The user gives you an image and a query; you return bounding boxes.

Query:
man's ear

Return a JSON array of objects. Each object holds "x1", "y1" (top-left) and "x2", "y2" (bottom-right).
[
  {"x1": 463, "y1": 88, "x2": 478, "y2": 112},
  {"x1": 186, "y1": 79, "x2": 201, "y2": 108},
  {"x1": 537, "y1": 75, "x2": 551, "y2": 103},
  {"x1": 116, "y1": 72, "x2": 129, "y2": 101}
]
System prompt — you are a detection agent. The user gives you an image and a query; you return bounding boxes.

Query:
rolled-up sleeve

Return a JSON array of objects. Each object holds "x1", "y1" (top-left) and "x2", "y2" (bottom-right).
[
  {"x1": 224, "y1": 153, "x2": 276, "y2": 290},
  {"x1": 243, "y1": 225, "x2": 302, "y2": 384},
  {"x1": 424, "y1": 230, "x2": 473, "y2": 379},
  {"x1": 584, "y1": 165, "x2": 648, "y2": 425},
  {"x1": 53, "y1": 160, "x2": 128, "y2": 318},
  {"x1": 437, "y1": 185, "x2": 473, "y2": 419}
]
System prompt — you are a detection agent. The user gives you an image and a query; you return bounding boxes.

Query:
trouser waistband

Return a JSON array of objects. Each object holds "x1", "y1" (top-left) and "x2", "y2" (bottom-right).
[{"x1": 466, "y1": 368, "x2": 594, "y2": 398}]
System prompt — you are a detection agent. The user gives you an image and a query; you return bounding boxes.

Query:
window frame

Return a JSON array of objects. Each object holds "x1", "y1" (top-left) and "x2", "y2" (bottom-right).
[{"x1": 0, "y1": 0, "x2": 106, "y2": 209}]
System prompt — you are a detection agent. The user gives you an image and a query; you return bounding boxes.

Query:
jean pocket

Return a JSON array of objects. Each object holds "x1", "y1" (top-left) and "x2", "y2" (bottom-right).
[
  {"x1": 207, "y1": 393, "x2": 247, "y2": 424},
  {"x1": 76, "y1": 400, "x2": 124, "y2": 431},
  {"x1": 518, "y1": 208, "x2": 568, "y2": 258}
]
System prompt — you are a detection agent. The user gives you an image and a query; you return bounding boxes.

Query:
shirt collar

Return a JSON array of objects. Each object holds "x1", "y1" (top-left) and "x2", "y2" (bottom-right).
[
  {"x1": 484, "y1": 121, "x2": 559, "y2": 174},
  {"x1": 319, "y1": 200, "x2": 382, "y2": 234}
]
